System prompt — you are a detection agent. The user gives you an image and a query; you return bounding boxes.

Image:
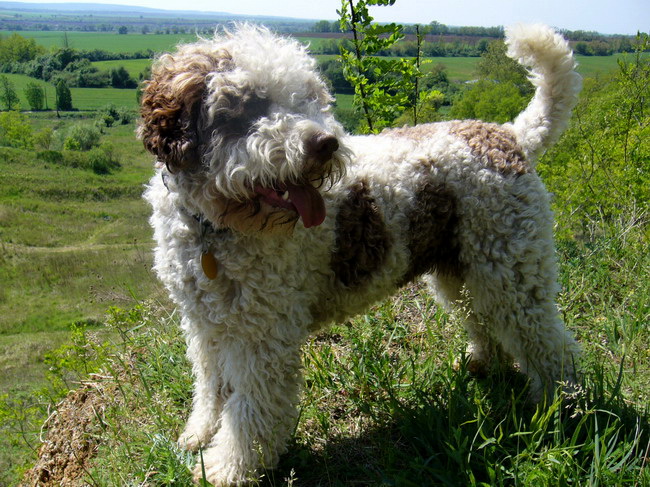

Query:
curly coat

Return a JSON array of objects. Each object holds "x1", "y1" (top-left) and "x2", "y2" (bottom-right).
[{"x1": 140, "y1": 24, "x2": 582, "y2": 486}]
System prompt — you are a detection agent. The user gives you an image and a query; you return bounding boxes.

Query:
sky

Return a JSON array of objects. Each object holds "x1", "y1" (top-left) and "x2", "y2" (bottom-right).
[{"x1": 14, "y1": 0, "x2": 649, "y2": 35}]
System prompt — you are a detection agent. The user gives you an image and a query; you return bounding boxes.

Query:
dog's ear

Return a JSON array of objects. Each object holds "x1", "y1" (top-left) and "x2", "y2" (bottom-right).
[{"x1": 138, "y1": 49, "x2": 232, "y2": 172}]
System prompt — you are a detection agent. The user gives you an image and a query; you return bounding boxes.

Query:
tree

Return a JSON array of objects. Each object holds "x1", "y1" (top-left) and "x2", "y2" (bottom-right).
[
  {"x1": 313, "y1": 20, "x2": 333, "y2": 33},
  {"x1": 538, "y1": 33, "x2": 650, "y2": 234},
  {"x1": 449, "y1": 39, "x2": 533, "y2": 124},
  {"x1": 56, "y1": 79, "x2": 73, "y2": 111},
  {"x1": 475, "y1": 40, "x2": 532, "y2": 95},
  {"x1": 110, "y1": 66, "x2": 137, "y2": 88},
  {"x1": 338, "y1": 0, "x2": 420, "y2": 133},
  {"x1": 450, "y1": 80, "x2": 527, "y2": 123},
  {"x1": 118, "y1": 26, "x2": 128, "y2": 35},
  {"x1": 0, "y1": 75, "x2": 19, "y2": 110},
  {"x1": 0, "y1": 111, "x2": 34, "y2": 148},
  {"x1": 0, "y1": 32, "x2": 45, "y2": 64},
  {"x1": 23, "y1": 82, "x2": 45, "y2": 110}
]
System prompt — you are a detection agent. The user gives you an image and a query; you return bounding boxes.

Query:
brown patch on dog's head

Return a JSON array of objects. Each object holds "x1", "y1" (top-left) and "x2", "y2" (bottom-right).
[
  {"x1": 210, "y1": 85, "x2": 271, "y2": 143},
  {"x1": 138, "y1": 47, "x2": 234, "y2": 172},
  {"x1": 401, "y1": 183, "x2": 462, "y2": 284},
  {"x1": 450, "y1": 121, "x2": 529, "y2": 175},
  {"x1": 331, "y1": 180, "x2": 391, "y2": 287}
]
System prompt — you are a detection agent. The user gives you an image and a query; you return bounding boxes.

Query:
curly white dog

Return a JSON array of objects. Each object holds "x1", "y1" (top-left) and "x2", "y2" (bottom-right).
[{"x1": 140, "y1": 23, "x2": 581, "y2": 485}]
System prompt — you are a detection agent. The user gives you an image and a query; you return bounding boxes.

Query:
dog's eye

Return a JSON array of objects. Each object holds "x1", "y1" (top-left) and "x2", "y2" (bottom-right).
[{"x1": 213, "y1": 93, "x2": 270, "y2": 139}]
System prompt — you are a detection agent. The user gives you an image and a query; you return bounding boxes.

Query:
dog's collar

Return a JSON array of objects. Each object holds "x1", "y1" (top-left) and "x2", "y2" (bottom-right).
[{"x1": 161, "y1": 170, "x2": 228, "y2": 280}]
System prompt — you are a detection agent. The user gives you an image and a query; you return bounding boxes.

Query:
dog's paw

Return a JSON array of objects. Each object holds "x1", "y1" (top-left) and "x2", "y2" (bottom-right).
[
  {"x1": 178, "y1": 425, "x2": 214, "y2": 452},
  {"x1": 193, "y1": 448, "x2": 257, "y2": 486},
  {"x1": 453, "y1": 352, "x2": 491, "y2": 378}
]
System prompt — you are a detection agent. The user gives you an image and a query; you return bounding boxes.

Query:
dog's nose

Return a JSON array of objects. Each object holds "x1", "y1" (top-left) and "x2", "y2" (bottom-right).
[{"x1": 309, "y1": 133, "x2": 339, "y2": 164}]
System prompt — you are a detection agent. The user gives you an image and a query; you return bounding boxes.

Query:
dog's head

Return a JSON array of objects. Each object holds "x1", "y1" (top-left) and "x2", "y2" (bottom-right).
[{"x1": 139, "y1": 24, "x2": 349, "y2": 235}]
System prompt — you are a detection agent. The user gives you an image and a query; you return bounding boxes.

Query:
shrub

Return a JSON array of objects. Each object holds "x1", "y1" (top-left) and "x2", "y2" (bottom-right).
[
  {"x1": 0, "y1": 111, "x2": 33, "y2": 148},
  {"x1": 0, "y1": 75, "x2": 19, "y2": 110},
  {"x1": 55, "y1": 79, "x2": 73, "y2": 110},
  {"x1": 97, "y1": 104, "x2": 134, "y2": 127},
  {"x1": 63, "y1": 123, "x2": 101, "y2": 151},
  {"x1": 538, "y1": 36, "x2": 650, "y2": 237},
  {"x1": 88, "y1": 143, "x2": 121, "y2": 174},
  {"x1": 23, "y1": 82, "x2": 45, "y2": 110},
  {"x1": 61, "y1": 143, "x2": 121, "y2": 174},
  {"x1": 36, "y1": 149, "x2": 64, "y2": 164},
  {"x1": 34, "y1": 128, "x2": 53, "y2": 149}
]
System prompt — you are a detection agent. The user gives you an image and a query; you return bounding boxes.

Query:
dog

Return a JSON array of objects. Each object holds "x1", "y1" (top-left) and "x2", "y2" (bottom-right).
[{"x1": 139, "y1": 23, "x2": 581, "y2": 486}]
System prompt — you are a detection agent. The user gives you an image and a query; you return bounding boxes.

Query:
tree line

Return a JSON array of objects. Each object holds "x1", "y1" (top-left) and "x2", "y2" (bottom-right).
[
  {"x1": 0, "y1": 34, "x2": 143, "y2": 89},
  {"x1": 312, "y1": 20, "x2": 643, "y2": 56}
]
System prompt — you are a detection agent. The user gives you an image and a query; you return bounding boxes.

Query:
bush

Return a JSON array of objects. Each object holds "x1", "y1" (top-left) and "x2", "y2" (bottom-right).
[
  {"x1": 55, "y1": 79, "x2": 73, "y2": 110},
  {"x1": 538, "y1": 38, "x2": 649, "y2": 237},
  {"x1": 61, "y1": 143, "x2": 121, "y2": 174},
  {"x1": 23, "y1": 81, "x2": 45, "y2": 110},
  {"x1": 36, "y1": 149, "x2": 64, "y2": 164},
  {"x1": 88, "y1": 144, "x2": 121, "y2": 174},
  {"x1": 0, "y1": 111, "x2": 33, "y2": 148},
  {"x1": 34, "y1": 128, "x2": 53, "y2": 150},
  {"x1": 450, "y1": 80, "x2": 528, "y2": 123},
  {"x1": 97, "y1": 104, "x2": 134, "y2": 127},
  {"x1": 63, "y1": 123, "x2": 101, "y2": 151}
]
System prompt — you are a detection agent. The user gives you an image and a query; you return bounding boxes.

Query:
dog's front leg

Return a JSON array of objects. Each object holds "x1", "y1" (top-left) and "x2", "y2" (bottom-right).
[
  {"x1": 178, "y1": 317, "x2": 224, "y2": 452},
  {"x1": 194, "y1": 335, "x2": 302, "y2": 486}
]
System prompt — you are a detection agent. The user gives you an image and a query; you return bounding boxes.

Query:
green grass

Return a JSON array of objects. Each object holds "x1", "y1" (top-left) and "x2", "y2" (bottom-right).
[
  {"x1": 92, "y1": 58, "x2": 152, "y2": 79},
  {"x1": 0, "y1": 30, "x2": 200, "y2": 53},
  {"x1": 0, "y1": 113, "x2": 162, "y2": 483},
  {"x1": 69, "y1": 85, "x2": 139, "y2": 109},
  {"x1": 1, "y1": 73, "x2": 57, "y2": 110},
  {"x1": 11, "y1": 242, "x2": 650, "y2": 485},
  {"x1": 2, "y1": 73, "x2": 139, "y2": 110},
  {"x1": 0, "y1": 118, "x2": 157, "y2": 335}
]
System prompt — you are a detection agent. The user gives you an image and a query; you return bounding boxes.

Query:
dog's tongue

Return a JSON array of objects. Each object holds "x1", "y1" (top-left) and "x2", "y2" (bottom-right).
[{"x1": 286, "y1": 183, "x2": 326, "y2": 228}]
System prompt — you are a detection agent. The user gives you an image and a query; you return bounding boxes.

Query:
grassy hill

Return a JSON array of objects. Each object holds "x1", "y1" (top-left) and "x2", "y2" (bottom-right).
[{"x1": 0, "y1": 115, "x2": 157, "y2": 353}]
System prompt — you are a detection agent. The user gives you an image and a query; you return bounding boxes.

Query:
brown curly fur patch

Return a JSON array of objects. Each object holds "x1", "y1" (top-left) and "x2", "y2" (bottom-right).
[
  {"x1": 449, "y1": 120, "x2": 529, "y2": 175},
  {"x1": 331, "y1": 180, "x2": 391, "y2": 287},
  {"x1": 401, "y1": 182, "x2": 461, "y2": 284},
  {"x1": 139, "y1": 48, "x2": 234, "y2": 172}
]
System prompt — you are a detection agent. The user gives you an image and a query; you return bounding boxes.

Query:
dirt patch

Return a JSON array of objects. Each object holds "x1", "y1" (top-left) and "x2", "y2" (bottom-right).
[{"x1": 21, "y1": 381, "x2": 114, "y2": 486}]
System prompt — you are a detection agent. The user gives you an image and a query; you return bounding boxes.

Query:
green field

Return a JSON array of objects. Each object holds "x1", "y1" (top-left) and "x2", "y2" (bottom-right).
[
  {"x1": 2, "y1": 74, "x2": 56, "y2": 110},
  {"x1": 3, "y1": 73, "x2": 138, "y2": 111},
  {"x1": 0, "y1": 29, "x2": 199, "y2": 53},
  {"x1": 92, "y1": 58, "x2": 152, "y2": 79},
  {"x1": 70, "y1": 85, "x2": 138, "y2": 109},
  {"x1": 3, "y1": 29, "x2": 630, "y2": 81},
  {"x1": 0, "y1": 119, "x2": 157, "y2": 336}
]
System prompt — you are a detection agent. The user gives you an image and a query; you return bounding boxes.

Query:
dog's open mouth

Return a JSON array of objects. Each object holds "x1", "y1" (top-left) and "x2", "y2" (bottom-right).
[{"x1": 254, "y1": 183, "x2": 326, "y2": 228}]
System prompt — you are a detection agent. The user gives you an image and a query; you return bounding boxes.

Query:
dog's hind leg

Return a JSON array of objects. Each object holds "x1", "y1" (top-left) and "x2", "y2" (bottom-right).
[
  {"x1": 178, "y1": 317, "x2": 224, "y2": 452},
  {"x1": 461, "y1": 235, "x2": 578, "y2": 401},
  {"x1": 425, "y1": 273, "x2": 510, "y2": 376},
  {"x1": 195, "y1": 334, "x2": 303, "y2": 486}
]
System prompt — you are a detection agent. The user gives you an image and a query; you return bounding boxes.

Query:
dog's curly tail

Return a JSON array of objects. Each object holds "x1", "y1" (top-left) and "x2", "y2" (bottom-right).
[{"x1": 505, "y1": 24, "x2": 582, "y2": 164}]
